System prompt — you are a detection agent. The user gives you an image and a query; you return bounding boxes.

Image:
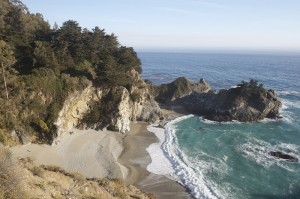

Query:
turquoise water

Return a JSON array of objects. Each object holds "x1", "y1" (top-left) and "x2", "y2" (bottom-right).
[
  {"x1": 140, "y1": 52, "x2": 300, "y2": 199},
  {"x1": 176, "y1": 116, "x2": 300, "y2": 198}
]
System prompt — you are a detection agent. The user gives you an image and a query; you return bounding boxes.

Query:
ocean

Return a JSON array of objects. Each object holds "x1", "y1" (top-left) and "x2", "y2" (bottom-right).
[{"x1": 138, "y1": 52, "x2": 300, "y2": 199}]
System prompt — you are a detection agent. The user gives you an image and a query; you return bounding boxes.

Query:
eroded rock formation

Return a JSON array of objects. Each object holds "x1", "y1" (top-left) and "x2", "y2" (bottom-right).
[
  {"x1": 55, "y1": 69, "x2": 163, "y2": 135},
  {"x1": 150, "y1": 77, "x2": 212, "y2": 104},
  {"x1": 155, "y1": 78, "x2": 282, "y2": 122}
]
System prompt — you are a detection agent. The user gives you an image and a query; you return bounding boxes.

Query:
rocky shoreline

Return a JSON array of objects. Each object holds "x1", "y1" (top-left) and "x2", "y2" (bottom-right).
[
  {"x1": 12, "y1": 68, "x2": 282, "y2": 145},
  {"x1": 151, "y1": 77, "x2": 282, "y2": 123}
]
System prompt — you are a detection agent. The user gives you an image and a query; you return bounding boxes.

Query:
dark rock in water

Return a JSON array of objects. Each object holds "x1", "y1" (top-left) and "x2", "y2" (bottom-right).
[
  {"x1": 269, "y1": 151, "x2": 298, "y2": 162},
  {"x1": 149, "y1": 77, "x2": 212, "y2": 104},
  {"x1": 170, "y1": 79, "x2": 282, "y2": 122}
]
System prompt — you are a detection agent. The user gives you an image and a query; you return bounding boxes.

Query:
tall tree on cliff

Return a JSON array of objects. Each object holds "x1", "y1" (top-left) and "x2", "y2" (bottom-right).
[{"x1": 0, "y1": 40, "x2": 16, "y2": 100}]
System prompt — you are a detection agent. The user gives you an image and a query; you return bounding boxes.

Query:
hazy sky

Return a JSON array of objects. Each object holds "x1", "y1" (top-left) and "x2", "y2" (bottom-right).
[{"x1": 22, "y1": 0, "x2": 300, "y2": 52}]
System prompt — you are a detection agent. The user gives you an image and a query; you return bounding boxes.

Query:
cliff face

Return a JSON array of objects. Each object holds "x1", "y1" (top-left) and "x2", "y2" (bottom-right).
[
  {"x1": 128, "y1": 69, "x2": 163, "y2": 123},
  {"x1": 55, "y1": 83, "x2": 96, "y2": 137},
  {"x1": 54, "y1": 69, "x2": 163, "y2": 136}
]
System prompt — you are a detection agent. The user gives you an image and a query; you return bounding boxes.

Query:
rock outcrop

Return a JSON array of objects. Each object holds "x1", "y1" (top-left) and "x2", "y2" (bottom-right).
[
  {"x1": 128, "y1": 69, "x2": 163, "y2": 123},
  {"x1": 55, "y1": 69, "x2": 163, "y2": 135},
  {"x1": 55, "y1": 83, "x2": 96, "y2": 136},
  {"x1": 173, "y1": 80, "x2": 282, "y2": 122},
  {"x1": 150, "y1": 77, "x2": 212, "y2": 104}
]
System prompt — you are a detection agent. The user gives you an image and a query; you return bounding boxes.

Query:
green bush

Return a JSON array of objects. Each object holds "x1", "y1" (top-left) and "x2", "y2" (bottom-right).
[
  {"x1": 0, "y1": 0, "x2": 143, "y2": 145},
  {"x1": 130, "y1": 91, "x2": 140, "y2": 102}
]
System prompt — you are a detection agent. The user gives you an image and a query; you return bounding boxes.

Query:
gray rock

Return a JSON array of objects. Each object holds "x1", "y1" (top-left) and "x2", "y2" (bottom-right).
[
  {"x1": 170, "y1": 80, "x2": 282, "y2": 122},
  {"x1": 150, "y1": 77, "x2": 212, "y2": 104}
]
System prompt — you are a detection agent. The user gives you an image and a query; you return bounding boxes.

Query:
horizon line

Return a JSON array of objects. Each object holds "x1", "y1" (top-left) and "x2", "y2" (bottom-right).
[{"x1": 135, "y1": 48, "x2": 300, "y2": 55}]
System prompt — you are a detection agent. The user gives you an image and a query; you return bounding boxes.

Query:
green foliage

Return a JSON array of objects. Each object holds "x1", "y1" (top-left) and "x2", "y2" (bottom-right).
[
  {"x1": 233, "y1": 79, "x2": 267, "y2": 100},
  {"x1": 0, "y1": 40, "x2": 16, "y2": 67},
  {"x1": 0, "y1": 0, "x2": 143, "y2": 145},
  {"x1": 33, "y1": 41, "x2": 54, "y2": 68},
  {"x1": 130, "y1": 91, "x2": 140, "y2": 102},
  {"x1": 238, "y1": 79, "x2": 263, "y2": 89},
  {"x1": 74, "y1": 60, "x2": 96, "y2": 80},
  {"x1": 35, "y1": 119, "x2": 49, "y2": 133},
  {"x1": 116, "y1": 46, "x2": 142, "y2": 73},
  {"x1": 237, "y1": 79, "x2": 265, "y2": 91}
]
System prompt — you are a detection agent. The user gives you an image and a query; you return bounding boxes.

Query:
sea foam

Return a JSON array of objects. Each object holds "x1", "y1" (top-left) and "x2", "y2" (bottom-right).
[
  {"x1": 146, "y1": 125, "x2": 174, "y2": 175},
  {"x1": 277, "y1": 90, "x2": 300, "y2": 96},
  {"x1": 236, "y1": 138, "x2": 300, "y2": 171},
  {"x1": 200, "y1": 117, "x2": 242, "y2": 125},
  {"x1": 147, "y1": 115, "x2": 225, "y2": 199},
  {"x1": 279, "y1": 98, "x2": 297, "y2": 124}
]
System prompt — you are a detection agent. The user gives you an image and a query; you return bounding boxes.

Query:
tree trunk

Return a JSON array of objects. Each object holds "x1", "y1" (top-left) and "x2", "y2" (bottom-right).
[{"x1": 1, "y1": 62, "x2": 9, "y2": 100}]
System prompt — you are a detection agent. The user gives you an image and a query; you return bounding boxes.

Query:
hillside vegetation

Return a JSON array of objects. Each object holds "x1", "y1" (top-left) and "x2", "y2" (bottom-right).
[{"x1": 0, "y1": 0, "x2": 142, "y2": 145}]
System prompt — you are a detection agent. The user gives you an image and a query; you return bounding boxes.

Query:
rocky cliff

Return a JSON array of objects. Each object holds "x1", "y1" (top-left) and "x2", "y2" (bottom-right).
[
  {"x1": 128, "y1": 69, "x2": 163, "y2": 123},
  {"x1": 55, "y1": 83, "x2": 97, "y2": 137},
  {"x1": 55, "y1": 69, "x2": 163, "y2": 136}
]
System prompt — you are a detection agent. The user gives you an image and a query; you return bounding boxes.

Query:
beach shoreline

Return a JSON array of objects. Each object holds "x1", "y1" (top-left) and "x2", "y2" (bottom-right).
[
  {"x1": 10, "y1": 107, "x2": 192, "y2": 199},
  {"x1": 118, "y1": 107, "x2": 192, "y2": 199},
  {"x1": 119, "y1": 121, "x2": 191, "y2": 199}
]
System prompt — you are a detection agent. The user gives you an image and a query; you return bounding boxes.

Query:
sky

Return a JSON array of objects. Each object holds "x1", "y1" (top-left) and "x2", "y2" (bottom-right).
[{"x1": 22, "y1": 0, "x2": 300, "y2": 52}]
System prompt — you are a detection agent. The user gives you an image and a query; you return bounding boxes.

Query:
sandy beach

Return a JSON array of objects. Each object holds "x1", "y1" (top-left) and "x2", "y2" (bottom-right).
[
  {"x1": 119, "y1": 121, "x2": 191, "y2": 199},
  {"x1": 12, "y1": 129, "x2": 128, "y2": 179},
  {"x1": 11, "y1": 107, "x2": 192, "y2": 199}
]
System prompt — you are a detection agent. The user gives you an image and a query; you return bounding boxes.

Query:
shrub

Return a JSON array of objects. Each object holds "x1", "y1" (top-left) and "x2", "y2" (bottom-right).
[
  {"x1": 130, "y1": 91, "x2": 140, "y2": 102},
  {"x1": 36, "y1": 119, "x2": 49, "y2": 133},
  {"x1": 29, "y1": 166, "x2": 44, "y2": 177},
  {"x1": 0, "y1": 129, "x2": 17, "y2": 146}
]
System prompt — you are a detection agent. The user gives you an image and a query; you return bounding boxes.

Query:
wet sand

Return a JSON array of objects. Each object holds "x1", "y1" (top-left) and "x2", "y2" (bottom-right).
[{"x1": 119, "y1": 109, "x2": 192, "y2": 199}]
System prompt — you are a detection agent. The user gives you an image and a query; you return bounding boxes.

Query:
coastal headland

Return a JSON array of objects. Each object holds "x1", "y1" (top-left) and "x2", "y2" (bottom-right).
[{"x1": 0, "y1": 1, "x2": 286, "y2": 198}]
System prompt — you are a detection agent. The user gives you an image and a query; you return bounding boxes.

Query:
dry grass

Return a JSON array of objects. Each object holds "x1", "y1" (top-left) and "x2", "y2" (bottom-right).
[
  {"x1": 0, "y1": 129, "x2": 18, "y2": 146},
  {"x1": 0, "y1": 145, "x2": 27, "y2": 199},
  {"x1": 6, "y1": 156, "x2": 154, "y2": 199}
]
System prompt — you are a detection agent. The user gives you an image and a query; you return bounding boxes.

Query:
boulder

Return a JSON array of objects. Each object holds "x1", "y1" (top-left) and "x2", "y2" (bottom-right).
[{"x1": 269, "y1": 151, "x2": 298, "y2": 162}]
